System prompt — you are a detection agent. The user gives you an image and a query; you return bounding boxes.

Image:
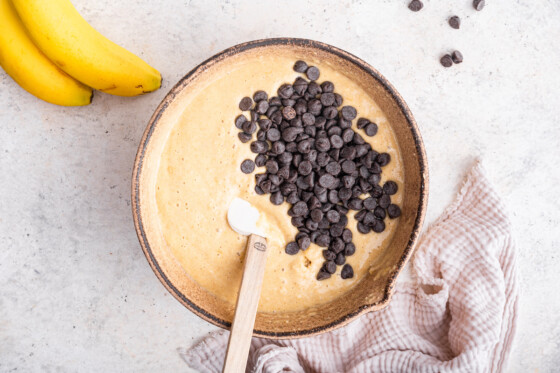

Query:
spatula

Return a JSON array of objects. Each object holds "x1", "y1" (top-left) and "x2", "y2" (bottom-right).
[{"x1": 222, "y1": 198, "x2": 268, "y2": 373}]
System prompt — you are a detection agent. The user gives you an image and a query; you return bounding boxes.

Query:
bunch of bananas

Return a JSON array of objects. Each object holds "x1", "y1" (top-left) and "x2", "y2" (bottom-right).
[{"x1": 0, "y1": 0, "x2": 161, "y2": 106}]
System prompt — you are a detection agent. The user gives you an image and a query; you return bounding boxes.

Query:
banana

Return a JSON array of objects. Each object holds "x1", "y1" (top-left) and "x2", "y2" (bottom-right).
[
  {"x1": 11, "y1": 0, "x2": 161, "y2": 97},
  {"x1": 0, "y1": 0, "x2": 92, "y2": 106}
]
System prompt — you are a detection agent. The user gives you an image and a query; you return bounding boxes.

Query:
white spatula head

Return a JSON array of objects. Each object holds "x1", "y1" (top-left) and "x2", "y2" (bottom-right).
[{"x1": 227, "y1": 197, "x2": 266, "y2": 237}]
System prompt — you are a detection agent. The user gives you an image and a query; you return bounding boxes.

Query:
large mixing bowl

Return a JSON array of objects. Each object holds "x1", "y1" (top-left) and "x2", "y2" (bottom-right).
[{"x1": 132, "y1": 38, "x2": 428, "y2": 338}]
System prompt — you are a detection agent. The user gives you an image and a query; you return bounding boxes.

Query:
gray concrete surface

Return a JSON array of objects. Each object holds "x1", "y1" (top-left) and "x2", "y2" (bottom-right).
[{"x1": 1, "y1": 0, "x2": 559, "y2": 371}]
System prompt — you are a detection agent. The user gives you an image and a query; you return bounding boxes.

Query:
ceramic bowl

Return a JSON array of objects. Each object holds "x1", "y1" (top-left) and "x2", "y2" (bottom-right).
[{"x1": 132, "y1": 38, "x2": 428, "y2": 338}]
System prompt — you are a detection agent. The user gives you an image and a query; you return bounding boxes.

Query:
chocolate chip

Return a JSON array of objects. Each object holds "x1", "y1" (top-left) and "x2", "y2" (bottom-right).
[
  {"x1": 235, "y1": 114, "x2": 247, "y2": 129},
  {"x1": 293, "y1": 60, "x2": 308, "y2": 73},
  {"x1": 310, "y1": 208, "x2": 323, "y2": 223},
  {"x1": 363, "y1": 211, "x2": 375, "y2": 226},
  {"x1": 408, "y1": 0, "x2": 423, "y2": 12},
  {"x1": 341, "y1": 106, "x2": 357, "y2": 121},
  {"x1": 253, "y1": 90, "x2": 268, "y2": 102},
  {"x1": 365, "y1": 123, "x2": 378, "y2": 137},
  {"x1": 264, "y1": 160, "x2": 278, "y2": 174},
  {"x1": 452, "y1": 50, "x2": 463, "y2": 64},
  {"x1": 341, "y1": 264, "x2": 354, "y2": 279},
  {"x1": 240, "y1": 159, "x2": 255, "y2": 174},
  {"x1": 250, "y1": 141, "x2": 268, "y2": 154},
  {"x1": 291, "y1": 216, "x2": 304, "y2": 227},
  {"x1": 370, "y1": 185, "x2": 383, "y2": 198},
  {"x1": 342, "y1": 176, "x2": 355, "y2": 189},
  {"x1": 316, "y1": 270, "x2": 331, "y2": 280},
  {"x1": 347, "y1": 198, "x2": 362, "y2": 211},
  {"x1": 383, "y1": 181, "x2": 398, "y2": 195},
  {"x1": 255, "y1": 154, "x2": 267, "y2": 167},
  {"x1": 285, "y1": 241, "x2": 300, "y2": 255},
  {"x1": 297, "y1": 235, "x2": 311, "y2": 251},
  {"x1": 270, "y1": 191, "x2": 284, "y2": 205},
  {"x1": 357, "y1": 222, "x2": 370, "y2": 234},
  {"x1": 242, "y1": 121, "x2": 257, "y2": 134},
  {"x1": 357, "y1": 118, "x2": 369, "y2": 129},
  {"x1": 297, "y1": 139, "x2": 312, "y2": 154},
  {"x1": 330, "y1": 238, "x2": 345, "y2": 254},
  {"x1": 325, "y1": 260, "x2": 337, "y2": 274},
  {"x1": 376, "y1": 153, "x2": 391, "y2": 166},
  {"x1": 326, "y1": 210, "x2": 340, "y2": 223},
  {"x1": 286, "y1": 192, "x2": 299, "y2": 204},
  {"x1": 282, "y1": 127, "x2": 303, "y2": 142},
  {"x1": 341, "y1": 229, "x2": 352, "y2": 243},
  {"x1": 341, "y1": 160, "x2": 356, "y2": 174},
  {"x1": 333, "y1": 93, "x2": 343, "y2": 107},
  {"x1": 239, "y1": 97, "x2": 253, "y2": 111},
  {"x1": 354, "y1": 209, "x2": 367, "y2": 222},
  {"x1": 335, "y1": 253, "x2": 346, "y2": 266},
  {"x1": 374, "y1": 206, "x2": 386, "y2": 219},
  {"x1": 371, "y1": 219, "x2": 385, "y2": 233},
  {"x1": 298, "y1": 160, "x2": 313, "y2": 176},
  {"x1": 387, "y1": 204, "x2": 402, "y2": 219},
  {"x1": 238, "y1": 132, "x2": 252, "y2": 143},
  {"x1": 317, "y1": 234, "x2": 331, "y2": 248},
  {"x1": 320, "y1": 93, "x2": 335, "y2": 106},
  {"x1": 449, "y1": 16, "x2": 461, "y2": 29},
  {"x1": 330, "y1": 224, "x2": 344, "y2": 237},
  {"x1": 440, "y1": 54, "x2": 453, "y2": 68},
  {"x1": 473, "y1": 0, "x2": 485, "y2": 11},
  {"x1": 318, "y1": 174, "x2": 336, "y2": 188},
  {"x1": 330, "y1": 135, "x2": 344, "y2": 149},
  {"x1": 379, "y1": 194, "x2": 391, "y2": 209},
  {"x1": 344, "y1": 243, "x2": 356, "y2": 256},
  {"x1": 363, "y1": 197, "x2": 377, "y2": 210},
  {"x1": 255, "y1": 100, "x2": 269, "y2": 115},
  {"x1": 315, "y1": 138, "x2": 331, "y2": 152},
  {"x1": 306, "y1": 66, "x2": 320, "y2": 81}
]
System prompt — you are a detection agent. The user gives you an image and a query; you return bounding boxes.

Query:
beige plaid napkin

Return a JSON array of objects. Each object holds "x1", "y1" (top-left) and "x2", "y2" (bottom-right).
[{"x1": 179, "y1": 162, "x2": 518, "y2": 373}]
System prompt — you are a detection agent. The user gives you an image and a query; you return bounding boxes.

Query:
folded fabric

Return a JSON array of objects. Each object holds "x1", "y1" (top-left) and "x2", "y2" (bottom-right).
[{"x1": 180, "y1": 161, "x2": 518, "y2": 373}]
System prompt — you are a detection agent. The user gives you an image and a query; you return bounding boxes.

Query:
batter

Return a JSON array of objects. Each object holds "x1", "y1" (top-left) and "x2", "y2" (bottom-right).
[{"x1": 155, "y1": 54, "x2": 404, "y2": 313}]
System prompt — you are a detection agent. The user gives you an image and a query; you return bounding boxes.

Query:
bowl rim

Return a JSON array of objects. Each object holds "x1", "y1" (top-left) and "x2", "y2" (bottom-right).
[{"x1": 132, "y1": 37, "x2": 428, "y2": 338}]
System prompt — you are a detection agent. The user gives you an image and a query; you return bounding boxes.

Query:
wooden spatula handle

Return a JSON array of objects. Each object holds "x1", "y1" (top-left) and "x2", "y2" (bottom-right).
[{"x1": 223, "y1": 234, "x2": 268, "y2": 373}]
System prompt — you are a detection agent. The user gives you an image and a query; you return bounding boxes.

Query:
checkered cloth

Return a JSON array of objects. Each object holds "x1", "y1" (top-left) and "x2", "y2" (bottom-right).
[{"x1": 179, "y1": 162, "x2": 518, "y2": 373}]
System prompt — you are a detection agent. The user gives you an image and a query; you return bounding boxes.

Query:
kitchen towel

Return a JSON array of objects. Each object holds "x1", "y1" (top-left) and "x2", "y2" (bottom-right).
[{"x1": 179, "y1": 161, "x2": 519, "y2": 372}]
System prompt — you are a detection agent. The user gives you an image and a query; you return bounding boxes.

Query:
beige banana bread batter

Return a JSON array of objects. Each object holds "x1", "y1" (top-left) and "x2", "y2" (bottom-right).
[{"x1": 155, "y1": 53, "x2": 404, "y2": 313}]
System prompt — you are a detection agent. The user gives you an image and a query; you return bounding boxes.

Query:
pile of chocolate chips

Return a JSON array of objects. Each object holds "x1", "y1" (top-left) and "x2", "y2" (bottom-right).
[{"x1": 235, "y1": 61, "x2": 401, "y2": 281}]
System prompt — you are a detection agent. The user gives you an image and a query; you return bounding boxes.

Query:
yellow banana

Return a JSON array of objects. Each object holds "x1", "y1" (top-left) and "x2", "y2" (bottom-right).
[
  {"x1": 0, "y1": 0, "x2": 92, "y2": 106},
  {"x1": 11, "y1": 0, "x2": 161, "y2": 97}
]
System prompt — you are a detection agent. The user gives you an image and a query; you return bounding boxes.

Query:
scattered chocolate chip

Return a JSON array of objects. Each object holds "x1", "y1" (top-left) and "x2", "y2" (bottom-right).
[
  {"x1": 341, "y1": 264, "x2": 354, "y2": 279},
  {"x1": 250, "y1": 141, "x2": 268, "y2": 154},
  {"x1": 448, "y1": 16, "x2": 461, "y2": 29},
  {"x1": 440, "y1": 54, "x2": 453, "y2": 68},
  {"x1": 240, "y1": 159, "x2": 255, "y2": 174},
  {"x1": 306, "y1": 66, "x2": 320, "y2": 81},
  {"x1": 452, "y1": 50, "x2": 463, "y2": 64},
  {"x1": 473, "y1": 0, "x2": 485, "y2": 11},
  {"x1": 408, "y1": 0, "x2": 423, "y2": 11},
  {"x1": 316, "y1": 235, "x2": 331, "y2": 247}
]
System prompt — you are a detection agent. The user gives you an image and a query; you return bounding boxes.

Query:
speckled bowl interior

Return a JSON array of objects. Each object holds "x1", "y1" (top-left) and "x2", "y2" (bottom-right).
[{"x1": 132, "y1": 38, "x2": 428, "y2": 339}]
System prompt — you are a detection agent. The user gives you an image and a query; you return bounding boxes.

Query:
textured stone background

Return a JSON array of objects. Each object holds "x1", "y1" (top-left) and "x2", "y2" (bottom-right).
[{"x1": 1, "y1": 0, "x2": 559, "y2": 371}]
